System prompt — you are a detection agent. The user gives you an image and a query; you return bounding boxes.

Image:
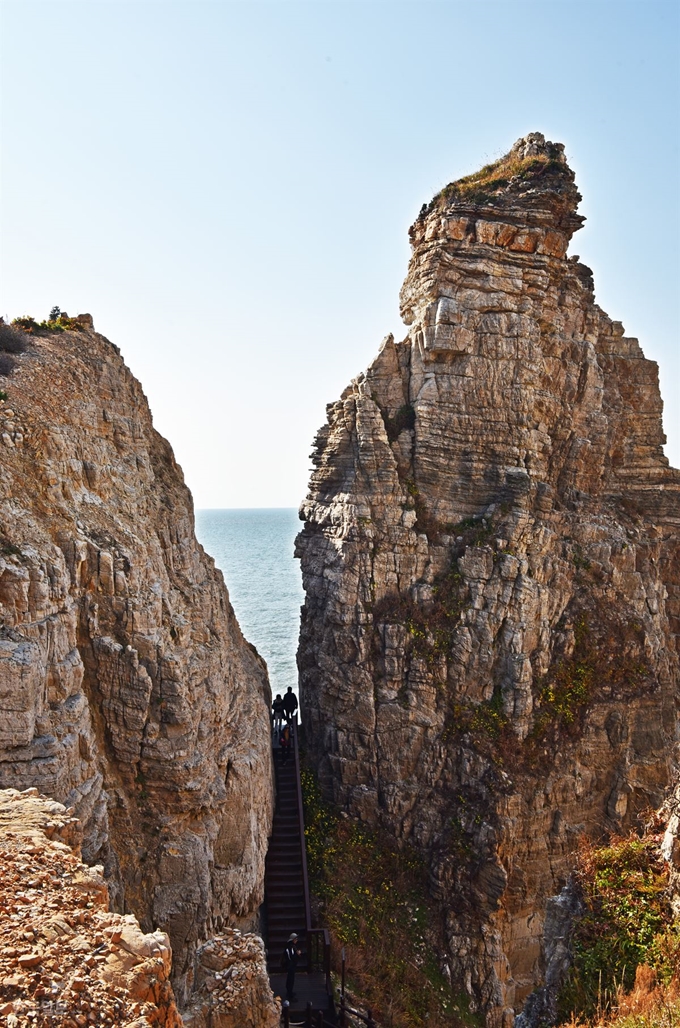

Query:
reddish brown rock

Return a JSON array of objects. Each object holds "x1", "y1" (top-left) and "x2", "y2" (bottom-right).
[
  {"x1": 0, "y1": 787, "x2": 182, "y2": 1027},
  {"x1": 0, "y1": 790, "x2": 279, "y2": 1027}
]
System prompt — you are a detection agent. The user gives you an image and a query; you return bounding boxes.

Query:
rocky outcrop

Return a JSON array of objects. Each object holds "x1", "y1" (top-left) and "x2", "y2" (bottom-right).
[
  {"x1": 0, "y1": 786, "x2": 182, "y2": 1027},
  {"x1": 182, "y1": 931, "x2": 280, "y2": 1028},
  {"x1": 297, "y1": 134, "x2": 680, "y2": 1025},
  {"x1": 0, "y1": 322, "x2": 274, "y2": 1003},
  {"x1": 0, "y1": 788, "x2": 279, "y2": 1028}
]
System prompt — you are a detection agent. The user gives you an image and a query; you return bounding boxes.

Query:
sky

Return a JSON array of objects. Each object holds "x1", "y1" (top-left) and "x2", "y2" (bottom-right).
[{"x1": 1, "y1": 0, "x2": 678, "y2": 508}]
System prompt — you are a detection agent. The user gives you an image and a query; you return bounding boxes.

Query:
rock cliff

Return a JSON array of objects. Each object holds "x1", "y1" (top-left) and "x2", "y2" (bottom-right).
[
  {"x1": 0, "y1": 320, "x2": 274, "y2": 1005},
  {"x1": 297, "y1": 133, "x2": 680, "y2": 1025}
]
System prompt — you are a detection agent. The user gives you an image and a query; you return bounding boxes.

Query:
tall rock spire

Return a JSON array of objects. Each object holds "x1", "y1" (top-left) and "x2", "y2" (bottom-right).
[{"x1": 297, "y1": 135, "x2": 679, "y2": 1024}]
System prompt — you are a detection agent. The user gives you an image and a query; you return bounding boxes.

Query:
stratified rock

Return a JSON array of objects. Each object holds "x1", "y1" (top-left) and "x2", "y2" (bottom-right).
[
  {"x1": 297, "y1": 133, "x2": 680, "y2": 1025},
  {"x1": 0, "y1": 322, "x2": 274, "y2": 1002}
]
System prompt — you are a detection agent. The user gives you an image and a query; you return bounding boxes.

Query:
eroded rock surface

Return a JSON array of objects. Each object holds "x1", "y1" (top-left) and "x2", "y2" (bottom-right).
[
  {"x1": 0, "y1": 786, "x2": 182, "y2": 1027},
  {"x1": 297, "y1": 133, "x2": 680, "y2": 1024},
  {"x1": 182, "y1": 930, "x2": 280, "y2": 1028},
  {"x1": 0, "y1": 789, "x2": 279, "y2": 1028},
  {"x1": 0, "y1": 323, "x2": 274, "y2": 1002}
]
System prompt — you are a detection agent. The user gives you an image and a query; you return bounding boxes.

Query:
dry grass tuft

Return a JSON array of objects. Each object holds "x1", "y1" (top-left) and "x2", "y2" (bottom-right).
[
  {"x1": 433, "y1": 144, "x2": 567, "y2": 208},
  {"x1": 560, "y1": 965, "x2": 680, "y2": 1027}
]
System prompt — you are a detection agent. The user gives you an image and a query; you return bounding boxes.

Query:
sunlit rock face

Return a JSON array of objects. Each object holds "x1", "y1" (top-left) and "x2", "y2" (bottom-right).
[
  {"x1": 0, "y1": 322, "x2": 274, "y2": 1003},
  {"x1": 297, "y1": 133, "x2": 680, "y2": 1025}
]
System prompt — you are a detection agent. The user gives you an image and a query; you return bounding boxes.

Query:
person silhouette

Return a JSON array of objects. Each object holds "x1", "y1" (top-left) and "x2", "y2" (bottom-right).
[
  {"x1": 272, "y1": 694, "x2": 285, "y2": 736},
  {"x1": 282, "y1": 686, "x2": 298, "y2": 722},
  {"x1": 283, "y1": 932, "x2": 301, "y2": 1001}
]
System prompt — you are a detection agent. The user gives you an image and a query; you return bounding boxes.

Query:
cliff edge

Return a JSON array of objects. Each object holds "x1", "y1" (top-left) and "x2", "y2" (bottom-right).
[
  {"x1": 297, "y1": 133, "x2": 680, "y2": 1024},
  {"x1": 0, "y1": 318, "x2": 274, "y2": 1004}
]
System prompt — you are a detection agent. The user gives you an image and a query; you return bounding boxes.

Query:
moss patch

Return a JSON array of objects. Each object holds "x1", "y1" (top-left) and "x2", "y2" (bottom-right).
[
  {"x1": 527, "y1": 612, "x2": 650, "y2": 764},
  {"x1": 373, "y1": 558, "x2": 466, "y2": 662}
]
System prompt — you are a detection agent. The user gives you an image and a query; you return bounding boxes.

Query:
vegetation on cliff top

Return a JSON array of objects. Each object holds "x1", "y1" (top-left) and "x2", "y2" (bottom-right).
[
  {"x1": 431, "y1": 142, "x2": 568, "y2": 210},
  {"x1": 12, "y1": 312, "x2": 87, "y2": 334}
]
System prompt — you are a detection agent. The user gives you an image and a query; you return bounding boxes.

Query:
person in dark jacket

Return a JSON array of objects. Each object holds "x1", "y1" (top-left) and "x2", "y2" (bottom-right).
[
  {"x1": 272, "y1": 694, "x2": 285, "y2": 736},
  {"x1": 282, "y1": 686, "x2": 298, "y2": 722},
  {"x1": 283, "y1": 932, "x2": 301, "y2": 1001}
]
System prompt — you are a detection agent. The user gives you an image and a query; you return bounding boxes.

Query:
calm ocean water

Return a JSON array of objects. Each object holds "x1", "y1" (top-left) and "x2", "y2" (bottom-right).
[{"x1": 195, "y1": 508, "x2": 304, "y2": 700}]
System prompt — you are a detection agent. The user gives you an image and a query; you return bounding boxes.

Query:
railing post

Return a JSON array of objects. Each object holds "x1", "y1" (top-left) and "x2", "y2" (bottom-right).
[
  {"x1": 367, "y1": 1009, "x2": 375, "y2": 1028},
  {"x1": 316, "y1": 1012, "x2": 324, "y2": 1028},
  {"x1": 324, "y1": 931, "x2": 331, "y2": 987},
  {"x1": 283, "y1": 1002, "x2": 290, "y2": 1028},
  {"x1": 339, "y1": 994, "x2": 346, "y2": 1028},
  {"x1": 341, "y1": 946, "x2": 346, "y2": 997},
  {"x1": 306, "y1": 1001, "x2": 313, "y2": 1027}
]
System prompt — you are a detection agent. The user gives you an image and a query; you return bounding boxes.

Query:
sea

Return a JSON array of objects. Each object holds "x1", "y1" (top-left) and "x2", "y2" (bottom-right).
[{"x1": 195, "y1": 508, "x2": 304, "y2": 702}]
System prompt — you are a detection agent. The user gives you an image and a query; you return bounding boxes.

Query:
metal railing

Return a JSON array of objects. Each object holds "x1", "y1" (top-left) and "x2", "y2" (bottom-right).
[
  {"x1": 292, "y1": 716, "x2": 313, "y2": 935},
  {"x1": 292, "y1": 717, "x2": 332, "y2": 994},
  {"x1": 306, "y1": 927, "x2": 331, "y2": 985},
  {"x1": 282, "y1": 1000, "x2": 377, "y2": 1028},
  {"x1": 337, "y1": 995, "x2": 377, "y2": 1028}
]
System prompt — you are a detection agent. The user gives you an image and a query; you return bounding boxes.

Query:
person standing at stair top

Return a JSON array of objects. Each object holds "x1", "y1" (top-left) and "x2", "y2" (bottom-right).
[
  {"x1": 283, "y1": 686, "x2": 298, "y2": 722},
  {"x1": 272, "y1": 694, "x2": 285, "y2": 736},
  {"x1": 283, "y1": 933, "x2": 301, "y2": 1002}
]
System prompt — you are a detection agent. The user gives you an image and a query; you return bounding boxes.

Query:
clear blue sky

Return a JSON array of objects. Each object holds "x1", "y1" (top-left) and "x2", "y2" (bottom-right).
[{"x1": 2, "y1": 0, "x2": 678, "y2": 507}]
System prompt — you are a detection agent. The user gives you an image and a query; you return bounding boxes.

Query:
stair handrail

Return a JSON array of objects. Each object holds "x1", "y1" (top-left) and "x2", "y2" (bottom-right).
[
  {"x1": 306, "y1": 927, "x2": 331, "y2": 991},
  {"x1": 338, "y1": 995, "x2": 377, "y2": 1028},
  {"x1": 292, "y1": 715, "x2": 313, "y2": 939}
]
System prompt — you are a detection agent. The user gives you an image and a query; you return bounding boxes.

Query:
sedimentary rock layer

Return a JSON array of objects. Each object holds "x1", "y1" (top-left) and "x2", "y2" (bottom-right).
[
  {"x1": 0, "y1": 322, "x2": 273, "y2": 1002},
  {"x1": 297, "y1": 133, "x2": 680, "y2": 1024}
]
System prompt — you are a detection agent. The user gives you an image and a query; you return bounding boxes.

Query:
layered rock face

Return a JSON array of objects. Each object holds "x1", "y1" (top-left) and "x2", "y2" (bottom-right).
[
  {"x1": 297, "y1": 134, "x2": 680, "y2": 1024},
  {"x1": 0, "y1": 323, "x2": 273, "y2": 1002}
]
